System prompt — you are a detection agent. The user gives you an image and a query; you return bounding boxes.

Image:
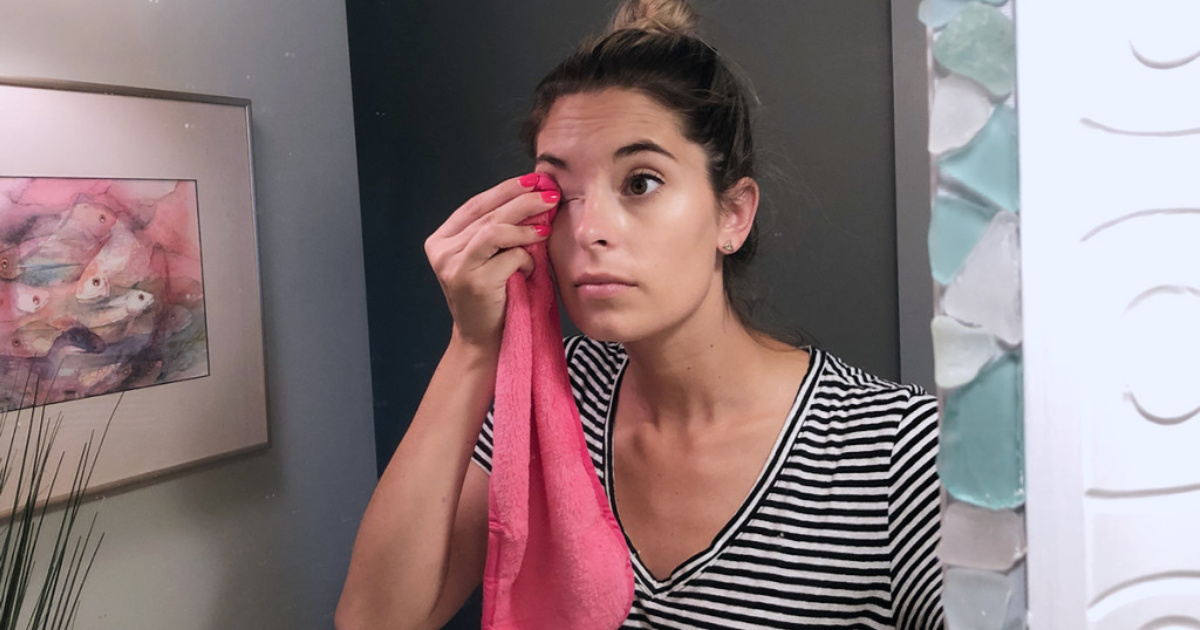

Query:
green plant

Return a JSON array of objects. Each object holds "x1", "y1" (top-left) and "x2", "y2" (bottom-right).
[{"x1": 0, "y1": 376, "x2": 116, "y2": 630}]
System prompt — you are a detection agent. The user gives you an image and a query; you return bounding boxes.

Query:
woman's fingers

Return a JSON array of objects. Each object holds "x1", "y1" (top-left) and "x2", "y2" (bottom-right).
[
  {"x1": 433, "y1": 188, "x2": 559, "y2": 266},
  {"x1": 489, "y1": 189, "x2": 561, "y2": 228},
  {"x1": 484, "y1": 246, "x2": 536, "y2": 284},
  {"x1": 438, "y1": 245, "x2": 535, "y2": 349},
  {"x1": 423, "y1": 173, "x2": 559, "y2": 350},
  {"x1": 432, "y1": 177, "x2": 526, "y2": 239},
  {"x1": 434, "y1": 173, "x2": 557, "y2": 240},
  {"x1": 463, "y1": 223, "x2": 551, "y2": 267}
]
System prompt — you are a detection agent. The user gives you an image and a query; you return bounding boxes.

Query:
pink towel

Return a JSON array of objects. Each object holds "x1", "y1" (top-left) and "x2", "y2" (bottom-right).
[{"x1": 482, "y1": 174, "x2": 634, "y2": 630}]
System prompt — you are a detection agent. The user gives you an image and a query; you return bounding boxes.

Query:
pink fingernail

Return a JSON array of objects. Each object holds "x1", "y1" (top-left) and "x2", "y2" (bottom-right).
[
  {"x1": 534, "y1": 225, "x2": 551, "y2": 237},
  {"x1": 534, "y1": 173, "x2": 559, "y2": 192},
  {"x1": 518, "y1": 173, "x2": 540, "y2": 188},
  {"x1": 540, "y1": 190, "x2": 560, "y2": 203}
]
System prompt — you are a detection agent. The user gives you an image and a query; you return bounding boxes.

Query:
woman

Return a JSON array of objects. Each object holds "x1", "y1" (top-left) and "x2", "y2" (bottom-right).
[{"x1": 337, "y1": 0, "x2": 944, "y2": 628}]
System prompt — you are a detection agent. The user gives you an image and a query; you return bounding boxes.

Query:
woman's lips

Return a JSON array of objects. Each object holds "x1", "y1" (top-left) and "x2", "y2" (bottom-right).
[
  {"x1": 574, "y1": 274, "x2": 635, "y2": 299},
  {"x1": 576, "y1": 282, "x2": 633, "y2": 299}
]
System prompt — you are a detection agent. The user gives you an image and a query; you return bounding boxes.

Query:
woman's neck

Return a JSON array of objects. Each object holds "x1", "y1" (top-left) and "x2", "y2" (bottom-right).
[{"x1": 619, "y1": 307, "x2": 806, "y2": 431}]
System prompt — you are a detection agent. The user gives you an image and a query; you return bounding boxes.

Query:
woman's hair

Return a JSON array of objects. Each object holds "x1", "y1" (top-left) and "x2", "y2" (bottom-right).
[{"x1": 521, "y1": 0, "x2": 775, "y2": 340}]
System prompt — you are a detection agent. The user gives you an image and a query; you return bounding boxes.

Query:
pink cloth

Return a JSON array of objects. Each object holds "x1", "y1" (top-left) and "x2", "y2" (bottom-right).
[{"x1": 482, "y1": 174, "x2": 634, "y2": 629}]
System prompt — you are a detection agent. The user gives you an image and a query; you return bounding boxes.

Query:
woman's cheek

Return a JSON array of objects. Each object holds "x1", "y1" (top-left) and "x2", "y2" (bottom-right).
[{"x1": 546, "y1": 226, "x2": 567, "y2": 268}]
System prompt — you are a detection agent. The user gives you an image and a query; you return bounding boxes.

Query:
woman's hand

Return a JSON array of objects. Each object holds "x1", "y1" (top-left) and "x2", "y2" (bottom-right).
[
  {"x1": 340, "y1": 176, "x2": 559, "y2": 629},
  {"x1": 425, "y1": 173, "x2": 560, "y2": 352}
]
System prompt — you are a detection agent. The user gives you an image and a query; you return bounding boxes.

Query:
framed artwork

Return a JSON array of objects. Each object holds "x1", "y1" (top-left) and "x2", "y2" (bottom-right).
[{"x1": 0, "y1": 78, "x2": 268, "y2": 504}]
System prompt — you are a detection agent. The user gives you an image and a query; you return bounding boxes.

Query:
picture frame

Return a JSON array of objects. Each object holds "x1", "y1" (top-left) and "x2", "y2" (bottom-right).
[{"x1": 0, "y1": 77, "x2": 269, "y2": 506}]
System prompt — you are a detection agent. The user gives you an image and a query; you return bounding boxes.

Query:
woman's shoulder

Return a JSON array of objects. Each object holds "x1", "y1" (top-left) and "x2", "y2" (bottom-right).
[
  {"x1": 809, "y1": 348, "x2": 937, "y2": 419},
  {"x1": 809, "y1": 350, "x2": 940, "y2": 479},
  {"x1": 814, "y1": 348, "x2": 930, "y2": 395}
]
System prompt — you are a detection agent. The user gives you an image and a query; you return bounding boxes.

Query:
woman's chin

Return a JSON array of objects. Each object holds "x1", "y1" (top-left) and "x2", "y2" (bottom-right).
[
  {"x1": 573, "y1": 322, "x2": 627, "y2": 344},
  {"x1": 568, "y1": 312, "x2": 641, "y2": 344}
]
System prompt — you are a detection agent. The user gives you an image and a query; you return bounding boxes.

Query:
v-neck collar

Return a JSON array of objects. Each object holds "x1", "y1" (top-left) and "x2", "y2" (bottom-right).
[{"x1": 601, "y1": 347, "x2": 826, "y2": 596}]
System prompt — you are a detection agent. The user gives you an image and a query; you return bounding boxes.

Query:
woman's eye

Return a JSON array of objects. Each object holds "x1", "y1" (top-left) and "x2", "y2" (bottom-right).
[{"x1": 626, "y1": 173, "x2": 662, "y2": 196}]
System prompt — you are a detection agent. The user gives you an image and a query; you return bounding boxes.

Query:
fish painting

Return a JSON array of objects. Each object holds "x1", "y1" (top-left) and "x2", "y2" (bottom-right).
[
  {"x1": 0, "y1": 243, "x2": 20, "y2": 280},
  {"x1": 0, "y1": 177, "x2": 208, "y2": 411},
  {"x1": 6, "y1": 322, "x2": 60, "y2": 358},
  {"x1": 0, "y1": 325, "x2": 108, "y2": 406},
  {"x1": 67, "y1": 289, "x2": 155, "y2": 329},
  {"x1": 0, "y1": 282, "x2": 50, "y2": 322},
  {"x1": 75, "y1": 223, "x2": 153, "y2": 302},
  {"x1": 18, "y1": 201, "x2": 118, "y2": 286}
]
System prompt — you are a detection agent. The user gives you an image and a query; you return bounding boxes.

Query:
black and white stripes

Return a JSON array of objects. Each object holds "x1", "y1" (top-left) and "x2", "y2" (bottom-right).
[{"x1": 472, "y1": 336, "x2": 944, "y2": 629}]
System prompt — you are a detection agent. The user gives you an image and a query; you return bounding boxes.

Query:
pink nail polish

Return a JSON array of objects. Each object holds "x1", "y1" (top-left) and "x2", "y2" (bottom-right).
[
  {"x1": 534, "y1": 173, "x2": 558, "y2": 192},
  {"x1": 519, "y1": 173, "x2": 540, "y2": 188},
  {"x1": 540, "y1": 190, "x2": 560, "y2": 203},
  {"x1": 534, "y1": 225, "x2": 551, "y2": 237}
]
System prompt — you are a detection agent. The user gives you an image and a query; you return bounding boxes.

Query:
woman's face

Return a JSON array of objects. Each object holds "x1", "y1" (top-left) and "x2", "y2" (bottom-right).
[{"x1": 536, "y1": 88, "x2": 730, "y2": 344}]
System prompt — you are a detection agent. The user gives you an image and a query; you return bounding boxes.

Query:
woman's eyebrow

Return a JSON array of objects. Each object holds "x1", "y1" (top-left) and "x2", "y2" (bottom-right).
[
  {"x1": 535, "y1": 153, "x2": 569, "y2": 170},
  {"x1": 536, "y1": 140, "x2": 676, "y2": 171},
  {"x1": 614, "y1": 140, "x2": 675, "y2": 161}
]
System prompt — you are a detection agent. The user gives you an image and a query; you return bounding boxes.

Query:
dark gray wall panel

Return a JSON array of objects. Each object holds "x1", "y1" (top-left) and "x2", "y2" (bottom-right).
[{"x1": 346, "y1": 2, "x2": 898, "y2": 625}]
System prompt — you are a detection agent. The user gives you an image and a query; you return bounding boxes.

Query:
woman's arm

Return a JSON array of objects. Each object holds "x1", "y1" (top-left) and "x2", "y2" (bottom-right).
[
  {"x1": 335, "y1": 174, "x2": 560, "y2": 629},
  {"x1": 335, "y1": 334, "x2": 494, "y2": 630},
  {"x1": 887, "y1": 390, "x2": 945, "y2": 630}
]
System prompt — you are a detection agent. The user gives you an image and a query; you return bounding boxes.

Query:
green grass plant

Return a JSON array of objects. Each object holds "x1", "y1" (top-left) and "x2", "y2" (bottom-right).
[{"x1": 0, "y1": 371, "x2": 114, "y2": 630}]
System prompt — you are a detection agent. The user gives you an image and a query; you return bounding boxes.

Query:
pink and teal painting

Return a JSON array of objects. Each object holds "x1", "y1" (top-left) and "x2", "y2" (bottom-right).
[{"x1": 0, "y1": 178, "x2": 208, "y2": 410}]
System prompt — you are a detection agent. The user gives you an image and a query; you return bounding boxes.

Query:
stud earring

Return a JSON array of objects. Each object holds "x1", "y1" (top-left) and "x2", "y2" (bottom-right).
[{"x1": 722, "y1": 241, "x2": 735, "y2": 253}]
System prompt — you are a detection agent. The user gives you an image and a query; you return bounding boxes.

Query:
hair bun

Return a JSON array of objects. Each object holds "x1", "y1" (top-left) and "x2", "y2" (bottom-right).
[{"x1": 609, "y1": 0, "x2": 700, "y2": 37}]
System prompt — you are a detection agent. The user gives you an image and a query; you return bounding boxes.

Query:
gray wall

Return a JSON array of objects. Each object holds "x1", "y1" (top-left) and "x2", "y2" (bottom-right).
[{"x1": 0, "y1": 1, "x2": 376, "y2": 628}]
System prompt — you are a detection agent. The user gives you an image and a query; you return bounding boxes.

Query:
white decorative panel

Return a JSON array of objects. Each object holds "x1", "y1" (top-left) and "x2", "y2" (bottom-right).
[
  {"x1": 1087, "y1": 493, "x2": 1200, "y2": 608},
  {"x1": 1019, "y1": 0, "x2": 1200, "y2": 627},
  {"x1": 1091, "y1": 593, "x2": 1200, "y2": 630},
  {"x1": 1077, "y1": 214, "x2": 1200, "y2": 494}
]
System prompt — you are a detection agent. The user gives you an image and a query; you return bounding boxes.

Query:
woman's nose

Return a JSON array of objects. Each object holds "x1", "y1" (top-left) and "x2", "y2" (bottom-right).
[{"x1": 572, "y1": 192, "x2": 618, "y2": 248}]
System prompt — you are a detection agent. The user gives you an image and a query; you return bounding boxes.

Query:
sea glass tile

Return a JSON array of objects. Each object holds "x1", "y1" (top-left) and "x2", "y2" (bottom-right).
[
  {"x1": 930, "y1": 74, "x2": 995, "y2": 155},
  {"x1": 919, "y1": 0, "x2": 1007, "y2": 29},
  {"x1": 933, "y1": 2, "x2": 1016, "y2": 98},
  {"x1": 920, "y1": 0, "x2": 970, "y2": 28},
  {"x1": 931, "y1": 315, "x2": 1001, "y2": 389},
  {"x1": 944, "y1": 564, "x2": 1027, "y2": 630},
  {"x1": 939, "y1": 105, "x2": 1020, "y2": 214},
  {"x1": 941, "y1": 211, "x2": 1022, "y2": 346},
  {"x1": 928, "y1": 195, "x2": 997, "y2": 286},
  {"x1": 939, "y1": 500, "x2": 1025, "y2": 571},
  {"x1": 937, "y1": 352, "x2": 1024, "y2": 509}
]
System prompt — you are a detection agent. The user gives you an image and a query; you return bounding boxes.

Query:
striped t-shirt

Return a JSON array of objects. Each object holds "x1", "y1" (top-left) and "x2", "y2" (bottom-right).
[{"x1": 472, "y1": 336, "x2": 944, "y2": 629}]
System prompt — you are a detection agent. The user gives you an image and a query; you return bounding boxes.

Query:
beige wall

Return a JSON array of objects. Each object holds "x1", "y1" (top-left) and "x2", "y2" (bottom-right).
[{"x1": 0, "y1": 0, "x2": 377, "y2": 627}]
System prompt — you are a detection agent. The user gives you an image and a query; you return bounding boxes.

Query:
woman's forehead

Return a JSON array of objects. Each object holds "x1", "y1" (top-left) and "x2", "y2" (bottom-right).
[{"x1": 536, "y1": 89, "x2": 693, "y2": 164}]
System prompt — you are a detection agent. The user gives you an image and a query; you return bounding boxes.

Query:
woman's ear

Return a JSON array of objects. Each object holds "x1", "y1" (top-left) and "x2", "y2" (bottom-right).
[{"x1": 717, "y1": 177, "x2": 759, "y2": 254}]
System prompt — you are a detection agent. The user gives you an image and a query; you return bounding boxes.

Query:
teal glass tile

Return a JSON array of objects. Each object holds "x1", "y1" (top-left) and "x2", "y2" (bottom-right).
[
  {"x1": 944, "y1": 564, "x2": 1027, "y2": 630},
  {"x1": 933, "y1": 2, "x2": 1017, "y2": 97},
  {"x1": 920, "y1": 0, "x2": 971, "y2": 28},
  {"x1": 928, "y1": 195, "x2": 997, "y2": 286},
  {"x1": 939, "y1": 105, "x2": 1020, "y2": 214},
  {"x1": 920, "y1": 0, "x2": 1008, "y2": 28},
  {"x1": 938, "y1": 352, "x2": 1024, "y2": 509},
  {"x1": 940, "y1": 211, "x2": 1022, "y2": 346}
]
